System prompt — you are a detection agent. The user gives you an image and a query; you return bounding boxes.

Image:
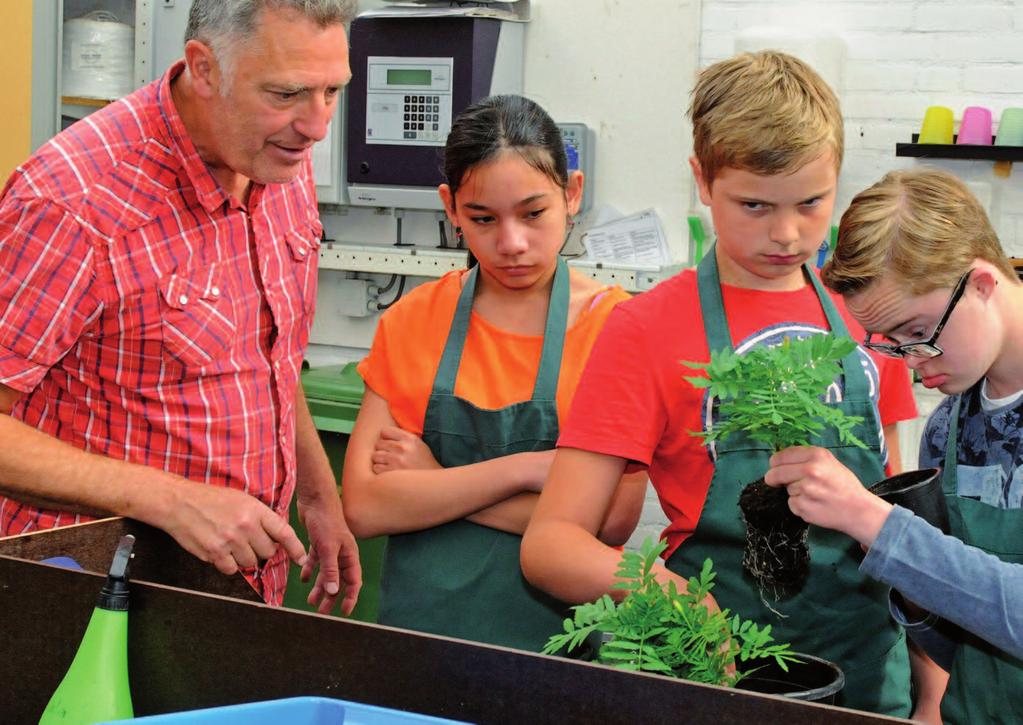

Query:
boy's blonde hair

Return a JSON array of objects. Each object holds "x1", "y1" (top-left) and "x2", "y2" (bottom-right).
[
  {"x1": 688, "y1": 51, "x2": 843, "y2": 186},
  {"x1": 823, "y1": 168, "x2": 1015, "y2": 297}
]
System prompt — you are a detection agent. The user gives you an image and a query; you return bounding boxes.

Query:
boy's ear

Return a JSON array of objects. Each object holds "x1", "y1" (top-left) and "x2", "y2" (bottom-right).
[
  {"x1": 971, "y1": 266, "x2": 1000, "y2": 303},
  {"x1": 437, "y1": 184, "x2": 459, "y2": 227},
  {"x1": 689, "y1": 156, "x2": 713, "y2": 206}
]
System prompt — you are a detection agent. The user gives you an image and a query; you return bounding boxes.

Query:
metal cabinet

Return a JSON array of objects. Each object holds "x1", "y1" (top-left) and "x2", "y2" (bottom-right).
[{"x1": 31, "y1": 0, "x2": 191, "y2": 151}]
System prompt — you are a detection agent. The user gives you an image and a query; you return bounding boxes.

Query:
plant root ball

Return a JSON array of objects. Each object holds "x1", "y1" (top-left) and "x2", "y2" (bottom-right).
[{"x1": 739, "y1": 479, "x2": 810, "y2": 600}]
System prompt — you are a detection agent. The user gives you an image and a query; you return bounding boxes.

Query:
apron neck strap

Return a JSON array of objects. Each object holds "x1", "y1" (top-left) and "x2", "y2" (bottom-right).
[
  {"x1": 696, "y1": 246, "x2": 867, "y2": 398},
  {"x1": 944, "y1": 393, "x2": 962, "y2": 485},
  {"x1": 432, "y1": 257, "x2": 570, "y2": 401}
]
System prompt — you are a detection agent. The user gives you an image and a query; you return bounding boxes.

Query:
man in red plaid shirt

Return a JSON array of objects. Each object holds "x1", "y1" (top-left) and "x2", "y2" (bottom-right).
[{"x1": 0, "y1": 0, "x2": 361, "y2": 613}]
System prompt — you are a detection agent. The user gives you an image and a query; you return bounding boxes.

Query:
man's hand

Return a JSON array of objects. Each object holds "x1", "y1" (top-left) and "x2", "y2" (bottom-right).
[
  {"x1": 372, "y1": 426, "x2": 441, "y2": 474},
  {"x1": 764, "y1": 446, "x2": 893, "y2": 547},
  {"x1": 159, "y1": 479, "x2": 307, "y2": 575},
  {"x1": 298, "y1": 490, "x2": 363, "y2": 616}
]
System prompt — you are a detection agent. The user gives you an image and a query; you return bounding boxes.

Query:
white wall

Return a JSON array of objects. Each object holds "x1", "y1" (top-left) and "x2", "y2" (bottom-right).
[
  {"x1": 699, "y1": 0, "x2": 1023, "y2": 255},
  {"x1": 311, "y1": 0, "x2": 701, "y2": 360}
]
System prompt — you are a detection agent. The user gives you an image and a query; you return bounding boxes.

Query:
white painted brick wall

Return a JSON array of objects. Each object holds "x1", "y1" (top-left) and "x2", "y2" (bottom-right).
[
  {"x1": 632, "y1": 1, "x2": 1023, "y2": 550},
  {"x1": 696, "y1": 0, "x2": 1023, "y2": 258}
]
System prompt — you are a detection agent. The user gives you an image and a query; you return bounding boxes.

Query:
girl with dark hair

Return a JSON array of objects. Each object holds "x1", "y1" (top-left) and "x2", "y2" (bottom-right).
[{"x1": 341, "y1": 95, "x2": 645, "y2": 650}]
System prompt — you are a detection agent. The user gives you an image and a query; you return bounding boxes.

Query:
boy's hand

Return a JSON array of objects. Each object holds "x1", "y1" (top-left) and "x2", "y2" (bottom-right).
[
  {"x1": 372, "y1": 426, "x2": 441, "y2": 473},
  {"x1": 764, "y1": 446, "x2": 893, "y2": 547}
]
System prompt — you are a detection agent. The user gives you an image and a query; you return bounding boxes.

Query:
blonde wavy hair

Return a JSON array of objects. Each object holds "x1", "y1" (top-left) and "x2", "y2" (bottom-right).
[
  {"x1": 688, "y1": 50, "x2": 843, "y2": 185},
  {"x1": 823, "y1": 168, "x2": 1015, "y2": 296}
]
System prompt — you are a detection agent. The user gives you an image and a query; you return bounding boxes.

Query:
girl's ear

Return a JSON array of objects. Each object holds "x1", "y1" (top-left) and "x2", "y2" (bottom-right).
[
  {"x1": 565, "y1": 171, "x2": 584, "y2": 217},
  {"x1": 437, "y1": 184, "x2": 458, "y2": 227}
]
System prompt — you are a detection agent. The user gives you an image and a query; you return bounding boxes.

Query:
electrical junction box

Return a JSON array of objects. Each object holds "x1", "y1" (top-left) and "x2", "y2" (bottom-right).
[
  {"x1": 557, "y1": 122, "x2": 595, "y2": 213},
  {"x1": 346, "y1": 11, "x2": 525, "y2": 211}
]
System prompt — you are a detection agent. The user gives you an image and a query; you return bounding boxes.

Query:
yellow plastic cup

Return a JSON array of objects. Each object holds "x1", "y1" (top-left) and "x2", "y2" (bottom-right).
[{"x1": 918, "y1": 106, "x2": 954, "y2": 144}]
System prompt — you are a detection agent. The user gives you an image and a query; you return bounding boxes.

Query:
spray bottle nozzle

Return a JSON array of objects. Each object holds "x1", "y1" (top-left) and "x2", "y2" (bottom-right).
[{"x1": 99, "y1": 534, "x2": 135, "y2": 611}]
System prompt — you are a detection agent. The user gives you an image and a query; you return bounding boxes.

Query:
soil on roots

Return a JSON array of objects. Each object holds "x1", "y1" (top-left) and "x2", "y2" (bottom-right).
[{"x1": 738, "y1": 479, "x2": 810, "y2": 601}]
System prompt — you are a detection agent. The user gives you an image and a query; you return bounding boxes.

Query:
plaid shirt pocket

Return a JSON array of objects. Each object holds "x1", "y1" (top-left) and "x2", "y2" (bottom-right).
[{"x1": 158, "y1": 263, "x2": 237, "y2": 368}]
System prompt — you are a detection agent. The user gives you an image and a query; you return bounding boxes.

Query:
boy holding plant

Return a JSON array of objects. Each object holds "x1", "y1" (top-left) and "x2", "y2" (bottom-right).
[
  {"x1": 522, "y1": 51, "x2": 933, "y2": 717},
  {"x1": 765, "y1": 168, "x2": 1023, "y2": 724}
]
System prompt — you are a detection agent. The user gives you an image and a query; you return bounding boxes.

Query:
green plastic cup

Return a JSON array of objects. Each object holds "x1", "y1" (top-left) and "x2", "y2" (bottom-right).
[{"x1": 996, "y1": 108, "x2": 1023, "y2": 146}]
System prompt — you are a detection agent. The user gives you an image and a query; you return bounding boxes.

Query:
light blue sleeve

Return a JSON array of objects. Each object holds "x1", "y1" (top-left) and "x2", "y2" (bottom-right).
[{"x1": 861, "y1": 505, "x2": 1023, "y2": 662}]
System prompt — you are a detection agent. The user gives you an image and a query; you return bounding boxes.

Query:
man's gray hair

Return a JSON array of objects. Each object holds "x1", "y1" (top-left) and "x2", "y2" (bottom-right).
[{"x1": 185, "y1": 1, "x2": 355, "y2": 88}]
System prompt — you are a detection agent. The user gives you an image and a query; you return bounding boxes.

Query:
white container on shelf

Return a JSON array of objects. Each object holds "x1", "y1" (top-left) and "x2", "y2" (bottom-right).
[{"x1": 61, "y1": 10, "x2": 135, "y2": 100}]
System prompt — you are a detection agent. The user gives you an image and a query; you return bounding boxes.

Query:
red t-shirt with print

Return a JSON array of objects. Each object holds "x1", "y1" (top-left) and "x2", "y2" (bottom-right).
[{"x1": 558, "y1": 268, "x2": 918, "y2": 560}]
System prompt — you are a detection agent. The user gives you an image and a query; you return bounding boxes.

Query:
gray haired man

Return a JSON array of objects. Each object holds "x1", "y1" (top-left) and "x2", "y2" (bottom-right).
[{"x1": 0, "y1": 0, "x2": 360, "y2": 614}]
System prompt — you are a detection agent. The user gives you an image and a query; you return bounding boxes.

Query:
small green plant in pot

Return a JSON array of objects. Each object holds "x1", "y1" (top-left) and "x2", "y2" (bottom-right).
[
  {"x1": 543, "y1": 538, "x2": 799, "y2": 687},
  {"x1": 682, "y1": 334, "x2": 868, "y2": 600}
]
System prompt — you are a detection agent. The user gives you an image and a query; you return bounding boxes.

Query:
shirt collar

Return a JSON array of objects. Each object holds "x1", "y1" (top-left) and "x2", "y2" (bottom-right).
[{"x1": 157, "y1": 60, "x2": 235, "y2": 214}]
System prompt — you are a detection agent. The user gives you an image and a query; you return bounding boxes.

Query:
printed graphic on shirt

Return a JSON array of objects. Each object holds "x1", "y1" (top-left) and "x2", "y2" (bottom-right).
[
  {"x1": 699, "y1": 322, "x2": 885, "y2": 463},
  {"x1": 922, "y1": 390, "x2": 1023, "y2": 509}
]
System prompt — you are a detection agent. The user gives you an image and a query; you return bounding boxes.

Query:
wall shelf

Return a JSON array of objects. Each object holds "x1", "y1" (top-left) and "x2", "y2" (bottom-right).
[
  {"x1": 896, "y1": 134, "x2": 1023, "y2": 161},
  {"x1": 61, "y1": 95, "x2": 113, "y2": 108}
]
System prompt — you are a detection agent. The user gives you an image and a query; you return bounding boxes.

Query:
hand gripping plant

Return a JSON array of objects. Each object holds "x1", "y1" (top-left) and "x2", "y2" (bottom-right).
[
  {"x1": 543, "y1": 538, "x2": 798, "y2": 687},
  {"x1": 683, "y1": 334, "x2": 868, "y2": 600}
]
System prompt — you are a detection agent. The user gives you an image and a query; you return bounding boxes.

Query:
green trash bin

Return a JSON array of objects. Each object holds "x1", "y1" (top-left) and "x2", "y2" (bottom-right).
[{"x1": 284, "y1": 362, "x2": 386, "y2": 622}]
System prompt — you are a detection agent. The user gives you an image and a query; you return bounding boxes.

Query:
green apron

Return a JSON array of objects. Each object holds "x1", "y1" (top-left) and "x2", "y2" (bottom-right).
[
  {"x1": 377, "y1": 258, "x2": 570, "y2": 651},
  {"x1": 666, "y1": 250, "x2": 911, "y2": 716},
  {"x1": 939, "y1": 393, "x2": 1023, "y2": 723}
]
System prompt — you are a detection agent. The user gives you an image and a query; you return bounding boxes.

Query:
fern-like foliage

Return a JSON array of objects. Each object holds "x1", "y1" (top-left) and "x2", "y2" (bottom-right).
[
  {"x1": 682, "y1": 334, "x2": 868, "y2": 453},
  {"x1": 543, "y1": 539, "x2": 800, "y2": 686}
]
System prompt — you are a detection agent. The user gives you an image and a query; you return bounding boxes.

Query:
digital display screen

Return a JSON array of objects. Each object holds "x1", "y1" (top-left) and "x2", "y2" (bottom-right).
[{"x1": 387, "y1": 68, "x2": 432, "y2": 86}]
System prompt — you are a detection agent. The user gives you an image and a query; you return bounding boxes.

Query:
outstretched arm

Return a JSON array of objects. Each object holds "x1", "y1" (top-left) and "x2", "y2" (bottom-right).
[
  {"x1": 293, "y1": 384, "x2": 362, "y2": 615},
  {"x1": 767, "y1": 445, "x2": 1023, "y2": 661},
  {"x1": 0, "y1": 384, "x2": 307, "y2": 576},
  {"x1": 522, "y1": 447, "x2": 687, "y2": 603}
]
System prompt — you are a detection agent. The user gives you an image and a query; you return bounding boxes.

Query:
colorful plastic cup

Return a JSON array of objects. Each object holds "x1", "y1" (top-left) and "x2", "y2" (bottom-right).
[
  {"x1": 918, "y1": 106, "x2": 954, "y2": 144},
  {"x1": 957, "y1": 106, "x2": 993, "y2": 145},
  {"x1": 996, "y1": 108, "x2": 1023, "y2": 147}
]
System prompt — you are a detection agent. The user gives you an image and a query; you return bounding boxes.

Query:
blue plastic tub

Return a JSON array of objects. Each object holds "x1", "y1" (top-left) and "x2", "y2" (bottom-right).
[{"x1": 101, "y1": 696, "x2": 470, "y2": 724}]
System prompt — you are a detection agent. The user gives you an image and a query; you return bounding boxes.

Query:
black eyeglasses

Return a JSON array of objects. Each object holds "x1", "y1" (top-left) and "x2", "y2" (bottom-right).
[{"x1": 863, "y1": 269, "x2": 973, "y2": 359}]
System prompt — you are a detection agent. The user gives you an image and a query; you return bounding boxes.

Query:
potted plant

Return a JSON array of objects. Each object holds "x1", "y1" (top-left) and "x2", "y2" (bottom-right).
[
  {"x1": 683, "y1": 334, "x2": 868, "y2": 600},
  {"x1": 543, "y1": 538, "x2": 801, "y2": 689}
]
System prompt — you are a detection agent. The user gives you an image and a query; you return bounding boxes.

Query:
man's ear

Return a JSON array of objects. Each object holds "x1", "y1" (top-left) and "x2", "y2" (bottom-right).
[
  {"x1": 183, "y1": 39, "x2": 221, "y2": 99},
  {"x1": 690, "y1": 156, "x2": 713, "y2": 206}
]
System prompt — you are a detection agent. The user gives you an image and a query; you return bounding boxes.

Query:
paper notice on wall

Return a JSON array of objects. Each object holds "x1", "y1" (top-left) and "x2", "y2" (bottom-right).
[{"x1": 582, "y1": 209, "x2": 672, "y2": 266}]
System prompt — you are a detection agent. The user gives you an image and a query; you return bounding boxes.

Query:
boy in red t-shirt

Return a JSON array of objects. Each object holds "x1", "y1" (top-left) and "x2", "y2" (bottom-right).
[{"x1": 522, "y1": 51, "x2": 941, "y2": 719}]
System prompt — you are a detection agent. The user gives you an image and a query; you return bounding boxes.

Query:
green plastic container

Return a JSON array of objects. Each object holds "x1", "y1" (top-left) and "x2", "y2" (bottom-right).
[{"x1": 285, "y1": 363, "x2": 386, "y2": 623}]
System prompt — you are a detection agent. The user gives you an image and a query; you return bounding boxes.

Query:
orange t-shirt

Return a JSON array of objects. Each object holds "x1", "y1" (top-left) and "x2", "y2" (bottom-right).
[{"x1": 358, "y1": 269, "x2": 631, "y2": 434}]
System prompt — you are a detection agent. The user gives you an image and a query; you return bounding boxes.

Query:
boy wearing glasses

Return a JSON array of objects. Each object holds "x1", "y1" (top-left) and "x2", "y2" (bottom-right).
[
  {"x1": 522, "y1": 52, "x2": 932, "y2": 718},
  {"x1": 766, "y1": 168, "x2": 1023, "y2": 724}
]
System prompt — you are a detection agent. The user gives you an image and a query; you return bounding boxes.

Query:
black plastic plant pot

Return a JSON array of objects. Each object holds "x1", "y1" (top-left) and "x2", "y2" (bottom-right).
[
  {"x1": 868, "y1": 467, "x2": 949, "y2": 534},
  {"x1": 736, "y1": 652, "x2": 845, "y2": 704}
]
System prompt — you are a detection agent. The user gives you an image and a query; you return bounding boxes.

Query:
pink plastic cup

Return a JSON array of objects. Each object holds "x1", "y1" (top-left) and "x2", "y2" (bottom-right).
[{"x1": 958, "y1": 106, "x2": 993, "y2": 145}]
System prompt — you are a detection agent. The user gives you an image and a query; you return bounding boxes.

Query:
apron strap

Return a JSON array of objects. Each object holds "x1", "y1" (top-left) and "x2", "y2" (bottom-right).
[
  {"x1": 430, "y1": 257, "x2": 570, "y2": 402},
  {"x1": 432, "y1": 264, "x2": 480, "y2": 396},
  {"x1": 943, "y1": 394, "x2": 963, "y2": 493},
  {"x1": 804, "y1": 269, "x2": 869, "y2": 401},
  {"x1": 696, "y1": 248, "x2": 732, "y2": 353},
  {"x1": 532, "y1": 256, "x2": 570, "y2": 401},
  {"x1": 696, "y1": 246, "x2": 866, "y2": 399}
]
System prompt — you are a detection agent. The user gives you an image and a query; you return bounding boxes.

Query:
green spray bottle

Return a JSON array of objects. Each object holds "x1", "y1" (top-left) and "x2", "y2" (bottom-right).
[{"x1": 39, "y1": 534, "x2": 136, "y2": 724}]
